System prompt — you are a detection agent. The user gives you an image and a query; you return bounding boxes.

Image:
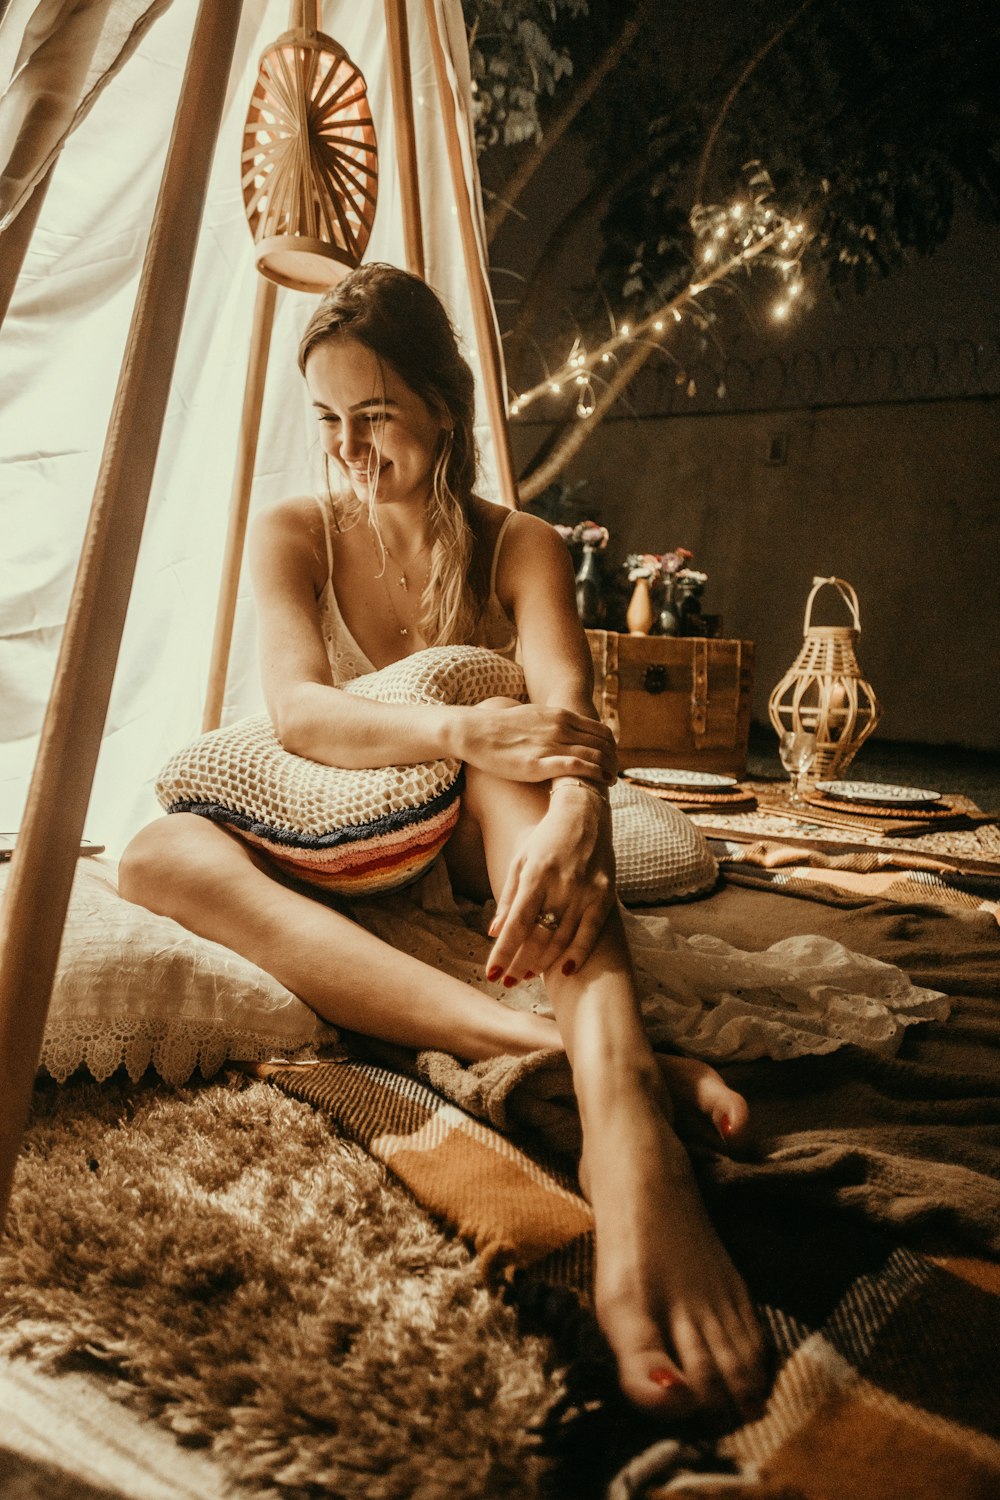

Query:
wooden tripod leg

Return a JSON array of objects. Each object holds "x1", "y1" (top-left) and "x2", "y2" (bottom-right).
[
  {"x1": 0, "y1": 165, "x2": 53, "y2": 328},
  {"x1": 0, "y1": 0, "x2": 243, "y2": 1229},
  {"x1": 383, "y1": 0, "x2": 425, "y2": 278},
  {"x1": 202, "y1": 274, "x2": 278, "y2": 732},
  {"x1": 422, "y1": 0, "x2": 518, "y2": 509}
]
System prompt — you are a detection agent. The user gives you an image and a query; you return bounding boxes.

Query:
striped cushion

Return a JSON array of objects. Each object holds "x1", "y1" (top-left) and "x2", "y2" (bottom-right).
[{"x1": 155, "y1": 647, "x2": 526, "y2": 895}]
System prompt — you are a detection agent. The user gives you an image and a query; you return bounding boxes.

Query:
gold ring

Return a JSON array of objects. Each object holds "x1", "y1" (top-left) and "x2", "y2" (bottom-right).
[{"x1": 535, "y1": 910, "x2": 560, "y2": 932}]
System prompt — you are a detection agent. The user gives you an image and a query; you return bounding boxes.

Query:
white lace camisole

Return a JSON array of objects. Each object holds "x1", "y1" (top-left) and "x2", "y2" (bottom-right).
[{"x1": 314, "y1": 496, "x2": 518, "y2": 684}]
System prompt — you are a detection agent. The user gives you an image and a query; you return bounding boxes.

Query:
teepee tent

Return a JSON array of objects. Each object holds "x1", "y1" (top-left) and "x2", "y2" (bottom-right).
[{"x1": 0, "y1": 0, "x2": 516, "y2": 1221}]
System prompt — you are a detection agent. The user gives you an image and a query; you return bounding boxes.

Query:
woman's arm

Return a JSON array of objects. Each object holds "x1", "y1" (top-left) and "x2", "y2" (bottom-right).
[
  {"x1": 485, "y1": 514, "x2": 620, "y2": 980},
  {"x1": 249, "y1": 499, "x2": 614, "y2": 781}
]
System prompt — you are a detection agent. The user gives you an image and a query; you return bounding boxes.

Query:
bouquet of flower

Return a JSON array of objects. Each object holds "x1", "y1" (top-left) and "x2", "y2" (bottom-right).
[
  {"x1": 554, "y1": 520, "x2": 609, "y2": 550},
  {"x1": 624, "y1": 547, "x2": 703, "y2": 584}
]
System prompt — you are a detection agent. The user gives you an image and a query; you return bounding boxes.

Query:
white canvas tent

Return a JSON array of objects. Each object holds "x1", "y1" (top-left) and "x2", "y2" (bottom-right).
[{"x1": 0, "y1": 0, "x2": 516, "y2": 1220}]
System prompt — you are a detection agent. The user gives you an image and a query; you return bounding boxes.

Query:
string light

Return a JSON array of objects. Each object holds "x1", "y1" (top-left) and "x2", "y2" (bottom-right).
[{"x1": 507, "y1": 174, "x2": 811, "y2": 420}]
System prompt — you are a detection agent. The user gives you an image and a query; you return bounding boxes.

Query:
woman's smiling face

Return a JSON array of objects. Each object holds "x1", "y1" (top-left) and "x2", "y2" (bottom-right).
[{"x1": 305, "y1": 335, "x2": 448, "y2": 509}]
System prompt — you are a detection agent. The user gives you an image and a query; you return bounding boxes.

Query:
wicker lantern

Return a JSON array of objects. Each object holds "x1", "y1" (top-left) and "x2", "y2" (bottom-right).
[
  {"x1": 241, "y1": 22, "x2": 378, "y2": 291},
  {"x1": 768, "y1": 576, "x2": 881, "y2": 780}
]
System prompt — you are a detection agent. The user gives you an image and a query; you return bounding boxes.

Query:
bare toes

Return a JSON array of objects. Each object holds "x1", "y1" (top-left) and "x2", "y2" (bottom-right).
[{"x1": 657, "y1": 1054, "x2": 751, "y2": 1148}]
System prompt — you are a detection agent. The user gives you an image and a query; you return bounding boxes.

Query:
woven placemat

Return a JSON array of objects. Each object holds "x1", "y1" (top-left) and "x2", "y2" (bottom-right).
[
  {"x1": 803, "y1": 790, "x2": 961, "y2": 822},
  {"x1": 623, "y1": 777, "x2": 755, "y2": 809}
]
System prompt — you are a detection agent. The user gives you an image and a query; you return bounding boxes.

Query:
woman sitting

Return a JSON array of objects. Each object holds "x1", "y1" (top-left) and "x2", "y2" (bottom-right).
[{"x1": 120, "y1": 263, "x2": 767, "y2": 1423}]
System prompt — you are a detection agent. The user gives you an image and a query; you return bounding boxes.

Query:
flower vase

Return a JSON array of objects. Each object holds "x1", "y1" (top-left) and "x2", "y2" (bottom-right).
[
  {"x1": 574, "y1": 544, "x2": 604, "y2": 627},
  {"x1": 675, "y1": 579, "x2": 705, "y2": 636},
  {"x1": 626, "y1": 577, "x2": 655, "y2": 635},
  {"x1": 655, "y1": 578, "x2": 680, "y2": 637}
]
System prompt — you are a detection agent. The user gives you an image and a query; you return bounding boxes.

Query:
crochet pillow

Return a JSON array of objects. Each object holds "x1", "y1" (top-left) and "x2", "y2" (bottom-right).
[
  {"x1": 3, "y1": 859, "x2": 336, "y2": 1086},
  {"x1": 156, "y1": 646, "x2": 526, "y2": 896},
  {"x1": 609, "y1": 779, "x2": 718, "y2": 904},
  {"x1": 156, "y1": 643, "x2": 716, "y2": 904}
]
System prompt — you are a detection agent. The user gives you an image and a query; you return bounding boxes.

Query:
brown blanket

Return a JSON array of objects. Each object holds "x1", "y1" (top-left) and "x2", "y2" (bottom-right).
[
  {"x1": 266, "y1": 879, "x2": 1000, "y2": 1497},
  {"x1": 308, "y1": 882, "x2": 1000, "y2": 1255}
]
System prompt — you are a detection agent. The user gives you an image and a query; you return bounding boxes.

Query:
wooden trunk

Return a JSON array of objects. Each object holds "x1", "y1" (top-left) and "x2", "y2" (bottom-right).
[{"x1": 586, "y1": 631, "x2": 754, "y2": 775}]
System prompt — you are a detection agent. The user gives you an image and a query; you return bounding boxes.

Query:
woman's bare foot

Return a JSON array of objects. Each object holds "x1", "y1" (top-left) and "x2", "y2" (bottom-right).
[
  {"x1": 579, "y1": 1067, "x2": 767, "y2": 1422},
  {"x1": 656, "y1": 1053, "x2": 751, "y2": 1150}
]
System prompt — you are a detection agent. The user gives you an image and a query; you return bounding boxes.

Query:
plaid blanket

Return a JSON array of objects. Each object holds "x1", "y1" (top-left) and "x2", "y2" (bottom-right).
[{"x1": 262, "y1": 881, "x2": 1000, "y2": 1497}]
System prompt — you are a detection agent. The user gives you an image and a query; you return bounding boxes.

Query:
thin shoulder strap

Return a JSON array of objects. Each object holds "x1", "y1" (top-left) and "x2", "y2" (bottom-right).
[
  {"x1": 488, "y1": 509, "x2": 516, "y2": 598},
  {"x1": 314, "y1": 492, "x2": 335, "y2": 588}
]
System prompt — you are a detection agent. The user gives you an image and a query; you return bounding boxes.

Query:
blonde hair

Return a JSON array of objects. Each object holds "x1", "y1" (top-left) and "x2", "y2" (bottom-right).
[{"x1": 300, "y1": 264, "x2": 486, "y2": 646}]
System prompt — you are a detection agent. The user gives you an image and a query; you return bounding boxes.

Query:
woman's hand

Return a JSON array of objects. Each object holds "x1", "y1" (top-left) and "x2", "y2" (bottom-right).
[
  {"x1": 485, "y1": 784, "x2": 617, "y2": 982},
  {"x1": 455, "y1": 698, "x2": 617, "y2": 786}
]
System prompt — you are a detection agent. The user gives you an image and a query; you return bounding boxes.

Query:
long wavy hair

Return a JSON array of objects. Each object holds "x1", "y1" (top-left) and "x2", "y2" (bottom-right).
[{"x1": 298, "y1": 263, "x2": 484, "y2": 646}]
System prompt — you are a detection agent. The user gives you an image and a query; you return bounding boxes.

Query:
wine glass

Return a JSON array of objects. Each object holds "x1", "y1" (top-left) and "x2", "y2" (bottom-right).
[{"x1": 778, "y1": 730, "x2": 817, "y2": 806}]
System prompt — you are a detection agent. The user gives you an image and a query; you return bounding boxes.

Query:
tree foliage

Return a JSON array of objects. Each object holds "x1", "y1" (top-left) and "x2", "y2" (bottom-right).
[
  {"x1": 466, "y1": 0, "x2": 588, "y2": 150},
  {"x1": 461, "y1": 0, "x2": 1000, "y2": 485}
]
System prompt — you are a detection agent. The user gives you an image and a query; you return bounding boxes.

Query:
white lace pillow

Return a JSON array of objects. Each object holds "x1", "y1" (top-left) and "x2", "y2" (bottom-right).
[
  {"x1": 610, "y1": 780, "x2": 718, "y2": 904},
  {"x1": 3, "y1": 859, "x2": 336, "y2": 1086},
  {"x1": 155, "y1": 646, "x2": 526, "y2": 896}
]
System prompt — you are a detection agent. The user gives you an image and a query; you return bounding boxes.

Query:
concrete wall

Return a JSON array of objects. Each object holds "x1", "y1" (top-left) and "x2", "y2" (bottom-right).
[{"x1": 512, "y1": 396, "x2": 1000, "y2": 749}]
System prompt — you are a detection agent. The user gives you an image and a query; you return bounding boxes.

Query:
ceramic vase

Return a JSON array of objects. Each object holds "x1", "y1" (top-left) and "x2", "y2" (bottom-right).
[{"x1": 626, "y1": 576, "x2": 655, "y2": 635}]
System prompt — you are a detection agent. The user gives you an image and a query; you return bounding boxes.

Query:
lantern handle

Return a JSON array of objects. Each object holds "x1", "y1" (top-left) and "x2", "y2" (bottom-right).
[{"x1": 804, "y1": 575, "x2": 862, "y2": 633}]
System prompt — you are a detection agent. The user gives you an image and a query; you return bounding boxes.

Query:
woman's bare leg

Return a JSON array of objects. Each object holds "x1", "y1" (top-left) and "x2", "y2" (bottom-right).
[
  {"x1": 119, "y1": 814, "x2": 559, "y2": 1060},
  {"x1": 457, "y1": 767, "x2": 767, "y2": 1422}
]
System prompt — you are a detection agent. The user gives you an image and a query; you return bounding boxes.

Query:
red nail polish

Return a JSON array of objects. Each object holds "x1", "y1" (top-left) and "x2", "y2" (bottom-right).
[
  {"x1": 524, "y1": 971, "x2": 536, "y2": 980},
  {"x1": 487, "y1": 966, "x2": 503, "y2": 982},
  {"x1": 562, "y1": 959, "x2": 576, "y2": 976},
  {"x1": 720, "y1": 1115, "x2": 734, "y2": 1139},
  {"x1": 649, "y1": 1366, "x2": 685, "y2": 1389},
  {"x1": 503, "y1": 976, "x2": 517, "y2": 989}
]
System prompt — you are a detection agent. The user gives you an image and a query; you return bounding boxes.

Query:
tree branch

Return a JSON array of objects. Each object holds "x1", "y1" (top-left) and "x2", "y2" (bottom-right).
[
  {"x1": 693, "y1": 0, "x2": 818, "y2": 207},
  {"x1": 485, "y1": 0, "x2": 654, "y2": 244},
  {"x1": 517, "y1": 337, "x2": 656, "y2": 500}
]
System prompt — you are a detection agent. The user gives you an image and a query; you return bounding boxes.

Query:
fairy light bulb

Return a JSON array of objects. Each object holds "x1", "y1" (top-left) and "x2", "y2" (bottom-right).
[
  {"x1": 653, "y1": 320, "x2": 664, "y2": 331},
  {"x1": 619, "y1": 323, "x2": 630, "y2": 337},
  {"x1": 773, "y1": 301, "x2": 789, "y2": 320}
]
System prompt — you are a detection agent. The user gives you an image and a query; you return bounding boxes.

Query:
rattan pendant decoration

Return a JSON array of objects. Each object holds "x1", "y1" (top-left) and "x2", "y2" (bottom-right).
[
  {"x1": 242, "y1": 22, "x2": 378, "y2": 291},
  {"x1": 768, "y1": 576, "x2": 882, "y2": 780}
]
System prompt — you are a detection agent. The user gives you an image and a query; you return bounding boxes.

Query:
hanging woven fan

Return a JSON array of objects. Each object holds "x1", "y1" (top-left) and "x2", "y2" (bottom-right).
[{"x1": 242, "y1": 25, "x2": 378, "y2": 291}]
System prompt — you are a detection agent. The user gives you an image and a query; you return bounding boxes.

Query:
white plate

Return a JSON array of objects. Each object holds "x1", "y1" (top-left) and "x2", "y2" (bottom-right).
[
  {"x1": 815, "y1": 780, "x2": 942, "y2": 807},
  {"x1": 623, "y1": 767, "x2": 738, "y2": 790}
]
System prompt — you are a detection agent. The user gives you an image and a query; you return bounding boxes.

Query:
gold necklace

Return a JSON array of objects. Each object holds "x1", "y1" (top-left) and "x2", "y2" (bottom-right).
[{"x1": 372, "y1": 531, "x2": 429, "y2": 637}]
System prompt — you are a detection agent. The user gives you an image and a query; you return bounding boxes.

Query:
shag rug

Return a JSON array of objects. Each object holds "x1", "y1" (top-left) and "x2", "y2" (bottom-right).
[{"x1": 0, "y1": 1073, "x2": 565, "y2": 1500}]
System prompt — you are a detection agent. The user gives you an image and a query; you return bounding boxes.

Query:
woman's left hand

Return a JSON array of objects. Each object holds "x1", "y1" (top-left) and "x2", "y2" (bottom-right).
[{"x1": 485, "y1": 785, "x2": 617, "y2": 984}]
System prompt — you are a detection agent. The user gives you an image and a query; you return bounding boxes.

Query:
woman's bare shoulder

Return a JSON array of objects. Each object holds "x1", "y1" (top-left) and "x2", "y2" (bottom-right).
[
  {"x1": 249, "y1": 495, "x2": 328, "y2": 590},
  {"x1": 498, "y1": 509, "x2": 571, "y2": 568}
]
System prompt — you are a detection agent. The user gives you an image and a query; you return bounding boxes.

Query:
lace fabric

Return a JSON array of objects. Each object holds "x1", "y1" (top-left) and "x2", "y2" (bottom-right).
[
  {"x1": 23, "y1": 859, "x2": 335, "y2": 1087},
  {"x1": 348, "y1": 860, "x2": 950, "y2": 1064},
  {"x1": 315, "y1": 496, "x2": 518, "y2": 682}
]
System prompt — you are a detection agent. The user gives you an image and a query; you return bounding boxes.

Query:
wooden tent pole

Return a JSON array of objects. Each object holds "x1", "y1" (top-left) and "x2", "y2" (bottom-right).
[
  {"x1": 383, "y1": 0, "x2": 425, "y2": 278},
  {"x1": 0, "y1": 165, "x2": 53, "y2": 327},
  {"x1": 421, "y1": 0, "x2": 518, "y2": 508},
  {"x1": 202, "y1": 274, "x2": 278, "y2": 731},
  {"x1": 0, "y1": 0, "x2": 243, "y2": 1229}
]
